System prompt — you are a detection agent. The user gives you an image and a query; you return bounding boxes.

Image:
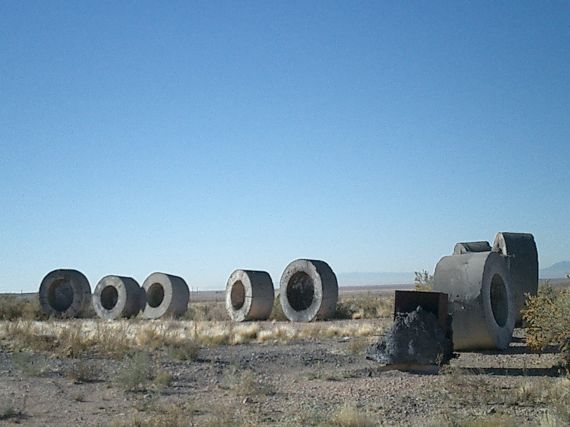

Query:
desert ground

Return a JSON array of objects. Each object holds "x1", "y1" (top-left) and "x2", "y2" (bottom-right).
[{"x1": 0, "y1": 287, "x2": 568, "y2": 427}]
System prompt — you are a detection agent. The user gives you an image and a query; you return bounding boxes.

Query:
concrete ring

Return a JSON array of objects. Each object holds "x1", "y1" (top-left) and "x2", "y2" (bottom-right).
[
  {"x1": 141, "y1": 272, "x2": 189, "y2": 319},
  {"x1": 93, "y1": 275, "x2": 145, "y2": 320},
  {"x1": 434, "y1": 251, "x2": 515, "y2": 350},
  {"x1": 492, "y1": 232, "x2": 539, "y2": 323},
  {"x1": 38, "y1": 269, "x2": 92, "y2": 318},
  {"x1": 225, "y1": 270, "x2": 274, "y2": 321},
  {"x1": 279, "y1": 259, "x2": 338, "y2": 322},
  {"x1": 453, "y1": 241, "x2": 491, "y2": 255}
]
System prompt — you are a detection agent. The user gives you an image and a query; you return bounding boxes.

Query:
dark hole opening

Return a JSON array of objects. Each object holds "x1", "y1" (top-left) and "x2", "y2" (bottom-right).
[
  {"x1": 101, "y1": 286, "x2": 119, "y2": 310},
  {"x1": 147, "y1": 283, "x2": 165, "y2": 308},
  {"x1": 286, "y1": 272, "x2": 314, "y2": 311},
  {"x1": 490, "y1": 274, "x2": 508, "y2": 327},
  {"x1": 47, "y1": 279, "x2": 74, "y2": 312},
  {"x1": 231, "y1": 281, "x2": 246, "y2": 310}
]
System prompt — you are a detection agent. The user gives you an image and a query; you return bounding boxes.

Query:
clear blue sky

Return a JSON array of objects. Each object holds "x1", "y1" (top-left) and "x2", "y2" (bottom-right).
[{"x1": 1, "y1": 1, "x2": 569, "y2": 292}]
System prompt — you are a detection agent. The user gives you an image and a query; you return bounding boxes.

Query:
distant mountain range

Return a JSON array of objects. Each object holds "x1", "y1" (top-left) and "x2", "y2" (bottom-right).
[
  {"x1": 540, "y1": 261, "x2": 570, "y2": 279},
  {"x1": 337, "y1": 261, "x2": 570, "y2": 286},
  {"x1": 337, "y1": 272, "x2": 414, "y2": 286}
]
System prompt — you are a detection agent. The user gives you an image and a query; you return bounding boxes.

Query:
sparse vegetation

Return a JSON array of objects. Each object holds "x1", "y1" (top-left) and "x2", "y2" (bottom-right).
[
  {"x1": 522, "y1": 284, "x2": 570, "y2": 370},
  {"x1": 116, "y1": 351, "x2": 154, "y2": 392},
  {"x1": 515, "y1": 378, "x2": 570, "y2": 425},
  {"x1": 0, "y1": 295, "x2": 45, "y2": 321},
  {"x1": 165, "y1": 340, "x2": 201, "y2": 361},
  {"x1": 335, "y1": 293, "x2": 393, "y2": 319},
  {"x1": 184, "y1": 302, "x2": 228, "y2": 321},
  {"x1": 347, "y1": 336, "x2": 370, "y2": 355},
  {"x1": 414, "y1": 270, "x2": 434, "y2": 291},
  {"x1": 0, "y1": 395, "x2": 27, "y2": 422},
  {"x1": 328, "y1": 403, "x2": 377, "y2": 427},
  {"x1": 12, "y1": 351, "x2": 50, "y2": 376},
  {"x1": 66, "y1": 360, "x2": 98, "y2": 383},
  {"x1": 225, "y1": 368, "x2": 275, "y2": 397},
  {"x1": 153, "y1": 370, "x2": 173, "y2": 388},
  {"x1": 111, "y1": 402, "x2": 194, "y2": 427},
  {"x1": 1, "y1": 287, "x2": 567, "y2": 425},
  {"x1": 269, "y1": 295, "x2": 287, "y2": 321}
]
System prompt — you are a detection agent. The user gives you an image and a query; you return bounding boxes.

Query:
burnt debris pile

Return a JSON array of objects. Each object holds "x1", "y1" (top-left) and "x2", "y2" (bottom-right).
[{"x1": 367, "y1": 306, "x2": 453, "y2": 365}]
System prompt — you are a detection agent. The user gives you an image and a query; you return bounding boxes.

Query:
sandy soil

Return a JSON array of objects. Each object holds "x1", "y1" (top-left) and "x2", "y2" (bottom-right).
[{"x1": 0, "y1": 319, "x2": 565, "y2": 427}]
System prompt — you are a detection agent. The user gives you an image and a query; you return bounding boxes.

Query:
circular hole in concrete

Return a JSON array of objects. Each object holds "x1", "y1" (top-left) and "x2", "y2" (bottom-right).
[
  {"x1": 47, "y1": 279, "x2": 74, "y2": 312},
  {"x1": 490, "y1": 273, "x2": 508, "y2": 327},
  {"x1": 231, "y1": 280, "x2": 246, "y2": 310},
  {"x1": 101, "y1": 286, "x2": 119, "y2": 310},
  {"x1": 286, "y1": 272, "x2": 315, "y2": 311},
  {"x1": 147, "y1": 283, "x2": 165, "y2": 308}
]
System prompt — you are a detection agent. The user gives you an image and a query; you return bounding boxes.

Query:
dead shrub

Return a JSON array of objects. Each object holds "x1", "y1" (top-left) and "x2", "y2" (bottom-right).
[
  {"x1": 327, "y1": 403, "x2": 377, "y2": 427},
  {"x1": 0, "y1": 296, "x2": 45, "y2": 321},
  {"x1": 116, "y1": 351, "x2": 154, "y2": 392},
  {"x1": 414, "y1": 270, "x2": 434, "y2": 291},
  {"x1": 66, "y1": 360, "x2": 98, "y2": 383},
  {"x1": 225, "y1": 368, "x2": 275, "y2": 397},
  {"x1": 166, "y1": 340, "x2": 201, "y2": 361}
]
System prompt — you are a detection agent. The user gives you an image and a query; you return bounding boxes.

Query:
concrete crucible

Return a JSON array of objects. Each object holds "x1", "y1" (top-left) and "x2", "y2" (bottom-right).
[
  {"x1": 93, "y1": 275, "x2": 145, "y2": 320},
  {"x1": 141, "y1": 272, "x2": 190, "y2": 319},
  {"x1": 453, "y1": 241, "x2": 492, "y2": 255},
  {"x1": 433, "y1": 251, "x2": 515, "y2": 350},
  {"x1": 492, "y1": 232, "x2": 539, "y2": 323},
  {"x1": 225, "y1": 270, "x2": 274, "y2": 321},
  {"x1": 39, "y1": 269, "x2": 92, "y2": 318},
  {"x1": 279, "y1": 259, "x2": 338, "y2": 322}
]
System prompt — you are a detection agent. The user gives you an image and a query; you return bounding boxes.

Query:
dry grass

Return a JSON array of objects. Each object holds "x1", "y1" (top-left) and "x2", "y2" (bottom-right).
[
  {"x1": 184, "y1": 302, "x2": 228, "y2": 321},
  {"x1": 111, "y1": 402, "x2": 194, "y2": 427},
  {"x1": 224, "y1": 368, "x2": 275, "y2": 397},
  {"x1": 0, "y1": 318, "x2": 382, "y2": 362},
  {"x1": 436, "y1": 367, "x2": 570, "y2": 426},
  {"x1": 66, "y1": 360, "x2": 99, "y2": 383},
  {"x1": 116, "y1": 351, "x2": 154, "y2": 392},
  {"x1": 327, "y1": 403, "x2": 377, "y2": 427},
  {"x1": 515, "y1": 377, "x2": 570, "y2": 424},
  {"x1": 335, "y1": 293, "x2": 393, "y2": 320},
  {"x1": 0, "y1": 295, "x2": 45, "y2": 320},
  {"x1": 347, "y1": 336, "x2": 371, "y2": 355}
]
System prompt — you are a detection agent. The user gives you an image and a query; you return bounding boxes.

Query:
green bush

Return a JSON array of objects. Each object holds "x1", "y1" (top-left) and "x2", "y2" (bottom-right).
[{"x1": 522, "y1": 284, "x2": 570, "y2": 370}]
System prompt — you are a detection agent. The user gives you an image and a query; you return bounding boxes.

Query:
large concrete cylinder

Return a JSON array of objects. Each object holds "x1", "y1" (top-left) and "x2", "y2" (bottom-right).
[
  {"x1": 434, "y1": 252, "x2": 515, "y2": 350},
  {"x1": 39, "y1": 269, "x2": 92, "y2": 318},
  {"x1": 492, "y1": 232, "x2": 538, "y2": 323},
  {"x1": 225, "y1": 270, "x2": 274, "y2": 321},
  {"x1": 453, "y1": 241, "x2": 491, "y2": 255},
  {"x1": 93, "y1": 275, "x2": 145, "y2": 320},
  {"x1": 279, "y1": 259, "x2": 338, "y2": 322},
  {"x1": 141, "y1": 272, "x2": 190, "y2": 319}
]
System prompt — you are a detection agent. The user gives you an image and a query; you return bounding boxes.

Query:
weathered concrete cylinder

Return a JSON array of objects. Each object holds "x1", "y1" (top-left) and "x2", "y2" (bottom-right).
[
  {"x1": 492, "y1": 232, "x2": 538, "y2": 323},
  {"x1": 225, "y1": 270, "x2": 274, "y2": 321},
  {"x1": 453, "y1": 241, "x2": 492, "y2": 255},
  {"x1": 279, "y1": 259, "x2": 338, "y2": 322},
  {"x1": 39, "y1": 269, "x2": 92, "y2": 318},
  {"x1": 141, "y1": 272, "x2": 190, "y2": 319},
  {"x1": 433, "y1": 252, "x2": 515, "y2": 350},
  {"x1": 93, "y1": 275, "x2": 145, "y2": 320}
]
